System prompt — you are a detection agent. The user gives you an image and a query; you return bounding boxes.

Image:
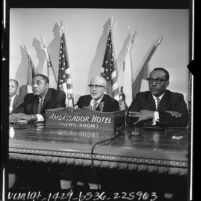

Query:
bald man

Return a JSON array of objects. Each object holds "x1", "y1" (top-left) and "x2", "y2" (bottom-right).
[
  {"x1": 9, "y1": 79, "x2": 24, "y2": 113},
  {"x1": 76, "y1": 76, "x2": 120, "y2": 112}
]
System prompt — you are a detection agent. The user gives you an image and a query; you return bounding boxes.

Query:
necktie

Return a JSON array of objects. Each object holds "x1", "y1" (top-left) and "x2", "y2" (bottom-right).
[
  {"x1": 92, "y1": 100, "x2": 98, "y2": 110},
  {"x1": 156, "y1": 97, "x2": 160, "y2": 111},
  {"x1": 37, "y1": 98, "x2": 43, "y2": 114}
]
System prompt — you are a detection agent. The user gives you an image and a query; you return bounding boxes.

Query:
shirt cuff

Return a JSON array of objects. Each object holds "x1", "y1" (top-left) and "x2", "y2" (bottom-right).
[
  {"x1": 152, "y1": 111, "x2": 159, "y2": 125},
  {"x1": 35, "y1": 114, "x2": 44, "y2": 122}
]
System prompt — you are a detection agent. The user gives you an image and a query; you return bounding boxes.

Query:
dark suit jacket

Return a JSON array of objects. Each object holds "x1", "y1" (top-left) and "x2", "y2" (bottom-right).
[
  {"x1": 14, "y1": 88, "x2": 66, "y2": 115},
  {"x1": 126, "y1": 90, "x2": 188, "y2": 127},
  {"x1": 11, "y1": 95, "x2": 24, "y2": 113},
  {"x1": 76, "y1": 94, "x2": 120, "y2": 112}
]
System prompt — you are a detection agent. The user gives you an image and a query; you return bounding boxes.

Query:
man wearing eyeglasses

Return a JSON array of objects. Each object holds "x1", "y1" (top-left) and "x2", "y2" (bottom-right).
[
  {"x1": 76, "y1": 75, "x2": 120, "y2": 112},
  {"x1": 126, "y1": 67, "x2": 188, "y2": 127},
  {"x1": 9, "y1": 74, "x2": 66, "y2": 123}
]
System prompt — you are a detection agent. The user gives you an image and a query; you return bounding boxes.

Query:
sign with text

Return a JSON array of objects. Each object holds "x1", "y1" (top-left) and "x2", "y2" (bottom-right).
[{"x1": 45, "y1": 107, "x2": 125, "y2": 132}]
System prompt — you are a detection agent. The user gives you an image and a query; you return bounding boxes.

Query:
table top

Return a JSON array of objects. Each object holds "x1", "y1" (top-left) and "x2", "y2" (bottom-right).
[{"x1": 9, "y1": 123, "x2": 189, "y2": 175}]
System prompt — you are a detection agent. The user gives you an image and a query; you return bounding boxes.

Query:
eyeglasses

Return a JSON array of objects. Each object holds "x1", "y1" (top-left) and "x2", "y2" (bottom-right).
[
  {"x1": 147, "y1": 78, "x2": 167, "y2": 84},
  {"x1": 32, "y1": 80, "x2": 46, "y2": 86},
  {"x1": 88, "y1": 84, "x2": 105, "y2": 89}
]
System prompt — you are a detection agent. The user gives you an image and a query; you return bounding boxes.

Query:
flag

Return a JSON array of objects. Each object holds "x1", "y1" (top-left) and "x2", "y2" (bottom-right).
[
  {"x1": 101, "y1": 24, "x2": 119, "y2": 101},
  {"x1": 57, "y1": 25, "x2": 74, "y2": 107},
  {"x1": 19, "y1": 47, "x2": 39, "y2": 96},
  {"x1": 132, "y1": 36, "x2": 163, "y2": 99},
  {"x1": 26, "y1": 52, "x2": 39, "y2": 92},
  {"x1": 120, "y1": 32, "x2": 137, "y2": 107},
  {"x1": 41, "y1": 37, "x2": 57, "y2": 89}
]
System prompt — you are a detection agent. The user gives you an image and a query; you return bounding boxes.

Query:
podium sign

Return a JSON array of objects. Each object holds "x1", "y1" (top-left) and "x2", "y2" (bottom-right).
[{"x1": 45, "y1": 107, "x2": 125, "y2": 132}]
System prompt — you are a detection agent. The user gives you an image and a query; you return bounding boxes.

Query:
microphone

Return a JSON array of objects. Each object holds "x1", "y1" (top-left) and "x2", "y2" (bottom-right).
[{"x1": 99, "y1": 102, "x2": 104, "y2": 112}]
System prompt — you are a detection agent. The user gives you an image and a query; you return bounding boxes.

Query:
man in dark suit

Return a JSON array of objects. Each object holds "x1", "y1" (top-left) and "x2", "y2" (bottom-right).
[
  {"x1": 9, "y1": 79, "x2": 24, "y2": 113},
  {"x1": 76, "y1": 75, "x2": 120, "y2": 112},
  {"x1": 126, "y1": 67, "x2": 188, "y2": 127},
  {"x1": 10, "y1": 74, "x2": 66, "y2": 123},
  {"x1": 9, "y1": 74, "x2": 66, "y2": 190}
]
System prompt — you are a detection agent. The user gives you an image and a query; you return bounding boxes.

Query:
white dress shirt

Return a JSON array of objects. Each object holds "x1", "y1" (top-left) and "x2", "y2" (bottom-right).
[
  {"x1": 35, "y1": 97, "x2": 45, "y2": 122},
  {"x1": 90, "y1": 96, "x2": 104, "y2": 110},
  {"x1": 152, "y1": 93, "x2": 164, "y2": 125},
  {"x1": 9, "y1": 95, "x2": 17, "y2": 113}
]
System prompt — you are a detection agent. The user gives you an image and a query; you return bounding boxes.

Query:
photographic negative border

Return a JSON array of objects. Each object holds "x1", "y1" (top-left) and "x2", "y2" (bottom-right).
[{"x1": 2, "y1": 0, "x2": 194, "y2": 200}]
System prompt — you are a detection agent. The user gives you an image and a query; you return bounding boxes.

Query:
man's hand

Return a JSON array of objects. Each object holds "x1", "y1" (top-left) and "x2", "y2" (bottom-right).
[
  {"x1": 18, "y1": 114, "x2": 33, "y2": 121},
  {"x1": 128, "y1": 110, "x2": 154, "y2": 125},
  {"x1": 9, "y1": 113, "x2": 33, "y2": 123},
  {"x1": 165, "y1": 111, "x2": 182, "y2": 118},
  {"x1": 9, "y1": 113, "x2": 23, "y2": 123}
]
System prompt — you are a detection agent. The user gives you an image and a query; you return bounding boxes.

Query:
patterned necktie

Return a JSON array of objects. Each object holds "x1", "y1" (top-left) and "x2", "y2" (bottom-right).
[
  {"x1": 92, "y1": 100, "x2": 98, "y2": 110},
  {"x1": 156, "y1": 97, "x2": 160, "y2": 111},
  {"x1": 37, "y1": 98, "x2": 43, "y2": 114}
]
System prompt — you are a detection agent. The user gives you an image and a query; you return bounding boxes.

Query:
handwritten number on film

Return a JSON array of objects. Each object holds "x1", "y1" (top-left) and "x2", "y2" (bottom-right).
[
  {"x1": 7, "y1": 191, "x2": 158, "y2": 201},
  {"x1": 45, "y1": 191, "x2": 158, "y2": 201},
  {"x1": 113, "y1": 192, "x2": 157, "y2": 201}
]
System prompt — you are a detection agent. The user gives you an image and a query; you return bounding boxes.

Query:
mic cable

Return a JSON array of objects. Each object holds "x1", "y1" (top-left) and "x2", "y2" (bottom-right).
[{"x1": 90, "y1": 131, "x2": 124, "y2": 190}]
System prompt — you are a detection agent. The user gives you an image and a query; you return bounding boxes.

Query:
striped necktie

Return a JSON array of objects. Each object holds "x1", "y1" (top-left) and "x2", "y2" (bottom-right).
[
  {"x1": 156, "y1": 97, "x2": 160, "y2": 111},
  {"x1": 92, "y1": 100, "x2": 98, "y2": 110},
  {"x1": 37, "y1": 98, "x2": 43, "y2": 114}
]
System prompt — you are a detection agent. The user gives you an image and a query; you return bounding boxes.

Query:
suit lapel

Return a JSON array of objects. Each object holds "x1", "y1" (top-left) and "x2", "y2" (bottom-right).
[
  {"x1": 12, "y1": 95, "x2": 19, "y2": 110},
  {"x1": 41, "y1": 89, "x2": 51, "y2": 113},
  {"x1": 88, "y1": 96, "x2": 93, "y2": 108},
  {"x1": 96, "y1": 95, "x2": 106, "y2": 111},
  {"x1": 147, "y1": 92, "x2": 156, "y2": 110},
  {"x1": 32, "y1": 97, "x2": 39, "y2": 114},
  {"x1": 158, "y1": 90, "x2": 170, "y2": 111}
]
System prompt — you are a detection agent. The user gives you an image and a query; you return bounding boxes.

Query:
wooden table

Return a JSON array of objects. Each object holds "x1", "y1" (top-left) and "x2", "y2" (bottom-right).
[
  {"x1": 9, "y1": 123, "x2": 190, "y2": 198},
  {"x1": 9, "y1": 123, "x2": 189, "y2": 174}
]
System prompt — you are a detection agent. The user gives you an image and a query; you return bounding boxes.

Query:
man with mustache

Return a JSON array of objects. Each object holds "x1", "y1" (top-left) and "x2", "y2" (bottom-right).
[
  {"x1": 9, "y1": 74, "x2": 66, "y2": 123},
  {"x1": 126, "y1": 67, "x2": 188, "y2": 127},
  {"x1": 76, "y1": 75, "x2": 120, "y2": 112},
  {"x1": 9, "y1": 74, "x2": 66, "y2": 190}
]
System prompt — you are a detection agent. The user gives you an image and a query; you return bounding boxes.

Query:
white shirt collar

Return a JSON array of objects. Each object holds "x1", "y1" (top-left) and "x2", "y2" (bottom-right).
[
  {"x1": 9, "y1": 94, "x2": 17, "y2": 113},
  {"x1": 10, "y1": 94, "x2": 17, "y2": 102},
  {"x1": 152, "y1": 93, "x2": 164, "y2": 101},
  {"x1": 90, "y1": 95, "x2": 104, "y2": 107}
]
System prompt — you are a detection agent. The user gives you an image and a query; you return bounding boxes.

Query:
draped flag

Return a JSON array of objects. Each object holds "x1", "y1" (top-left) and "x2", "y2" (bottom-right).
[
  {"x1": 19, "y1": 46, "x2": 39, "y2": 96},
  {"x1": 132, "y1": 36, "x2": 163, "y2": 99},
  {"x1": 101, "y1": 17, "x2": 119, "y2": 101},
  {"x1": 120, "y1": 32, "x2": 137, "y2": 107},
  {"x1": 41, "y1": 37, "x2": 57, "y2": 89},
  {"x1": 57, "y1": 24, "x2": 74, "y2": 107}
]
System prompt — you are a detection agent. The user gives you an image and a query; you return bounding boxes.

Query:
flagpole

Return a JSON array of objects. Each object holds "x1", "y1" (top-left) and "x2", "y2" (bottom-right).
[
  {"x1": 23, "y1": 44, "x2": 38, "y2": 74},
  {"x1": 40, "y1": 35, "x2": 57, "y2": 82},
  {"x1": 155, "y1": 35, "x2": 163, "y2": 47},
  {"x1": 129, "y1": 31, "x2": 137, "y2": 53},
  {"x1": 60, "y1": 21, "x2": 65, "y2": 35},
  {"x1": 110, "y1": 16, "x2": 115, "y2": 31}
]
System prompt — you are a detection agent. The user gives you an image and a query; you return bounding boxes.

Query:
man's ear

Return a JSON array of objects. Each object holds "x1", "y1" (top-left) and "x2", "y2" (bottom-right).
[
  {"x1": 103, "y1": 86, "x2": 107, "y2": 93},
  {"x1": 165, "y1": 80, "x2": 169, "y2": 88}
]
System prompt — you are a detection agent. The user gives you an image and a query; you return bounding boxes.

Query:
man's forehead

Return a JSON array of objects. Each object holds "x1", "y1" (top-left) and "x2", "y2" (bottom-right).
[
  {"x1": 91, "y1": 78, "x2": 105, "y2": 85},
  {"x1": 150, "y1": 70, "x2": 166, "y2": 78},
  {"x1": 33, "y1": 76, "x2": 45, "y2": 81},
  {"x1": 9, "y1": 80, "x2": 17, "y2": 85}
]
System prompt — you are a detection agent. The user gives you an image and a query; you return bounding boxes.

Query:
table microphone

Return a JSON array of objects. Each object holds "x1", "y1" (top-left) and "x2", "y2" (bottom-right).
[{"x1": 99, "y1": 102, "x2": 104, "y2": 112}]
